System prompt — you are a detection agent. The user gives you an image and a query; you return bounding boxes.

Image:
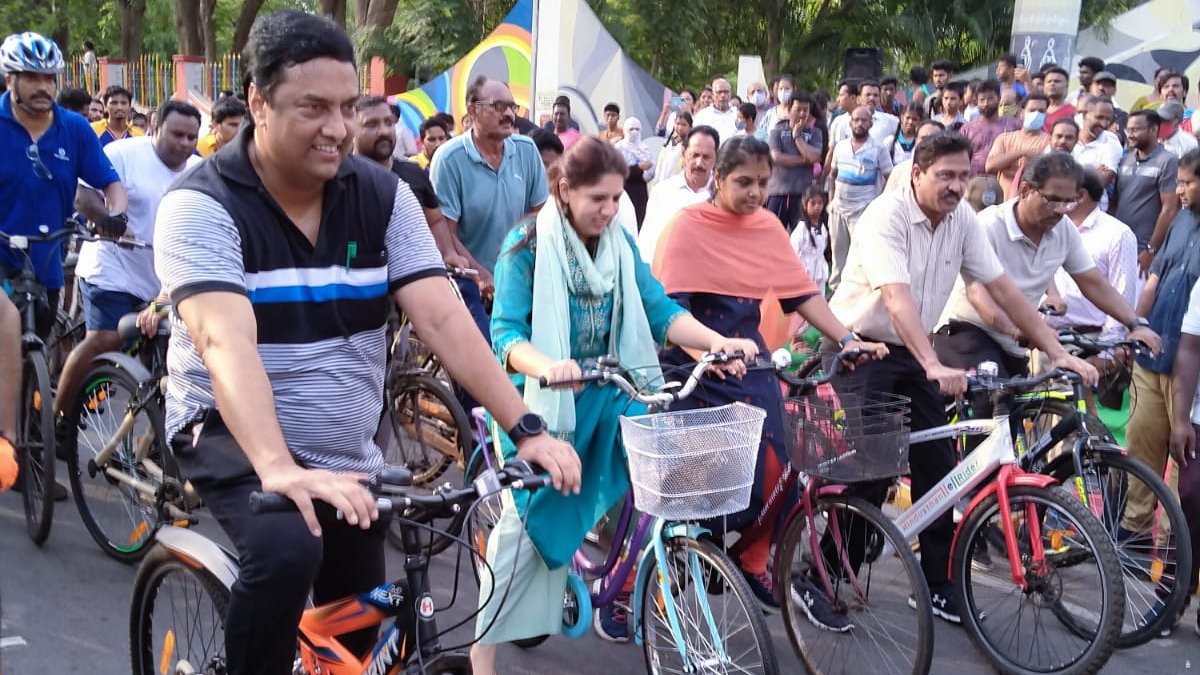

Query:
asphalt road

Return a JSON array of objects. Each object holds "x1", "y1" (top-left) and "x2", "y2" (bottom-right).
[{"x1": 1, "y1": 483, "x2": 1196, "y2": 674}]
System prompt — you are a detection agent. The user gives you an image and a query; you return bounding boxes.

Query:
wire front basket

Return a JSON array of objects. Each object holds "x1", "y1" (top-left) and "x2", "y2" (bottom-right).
[
  {"x1": 783, "y1": 390, "x2": 911, "y2": 482},
  {"x1": 620, "y1": 402, "x2": 766, "y2": 520}
]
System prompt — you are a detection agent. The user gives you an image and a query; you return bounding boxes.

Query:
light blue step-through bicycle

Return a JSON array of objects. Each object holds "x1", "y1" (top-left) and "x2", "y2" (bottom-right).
[{"x1": 468, "y1": 351, "x2": 781, "y2": 675}]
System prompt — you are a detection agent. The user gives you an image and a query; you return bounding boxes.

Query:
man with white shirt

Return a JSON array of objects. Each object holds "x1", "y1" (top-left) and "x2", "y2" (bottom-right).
[
  {"x1": 58, "y1": 100, "x2": 203, "y2": 415},
  {"x1": 827, "y1": 78, "x2": 899, "y2": 148},
  {"x1": 934, "y1": 153, "x2": 1158, "y2": 388},
  {"x1": 637, "y1": 126, "x2": 717, "y2": 263},
  {"x1": 1072, "y1": 96, "x2": 1123, "y2": 211},
  {"x1": 692, "y1": 77, "x2": 738, "y2": 143},
  {"x1": 1160, "y1": 101, "x2": 1199, "y2": 159},
  {"x1": 1046, "y1": 169, "x2": 1139, "y2": 376}
]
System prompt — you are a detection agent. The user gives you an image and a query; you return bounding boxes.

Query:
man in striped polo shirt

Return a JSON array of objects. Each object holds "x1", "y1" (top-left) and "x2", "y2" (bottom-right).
[{"x1": 153, "y1": 12, "x2": 579, "y2": 675}]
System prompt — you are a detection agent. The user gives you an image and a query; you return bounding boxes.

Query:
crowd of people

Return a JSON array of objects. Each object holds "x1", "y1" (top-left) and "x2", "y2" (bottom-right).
[{"x1": 2, "y1": 14, "x2": 1200, "y2": 675}]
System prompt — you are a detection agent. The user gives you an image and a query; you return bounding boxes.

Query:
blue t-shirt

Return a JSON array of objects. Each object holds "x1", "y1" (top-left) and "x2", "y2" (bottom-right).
[
  {"x1": 0, "y1": 94, "x2": 119, "y2": 288},
  {"x1": 429, "y1": 131, "x2": 548, "y2": 273}
]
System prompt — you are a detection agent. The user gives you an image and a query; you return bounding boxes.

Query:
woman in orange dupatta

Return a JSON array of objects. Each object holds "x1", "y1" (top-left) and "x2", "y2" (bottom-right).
[{"x1": 653, "y1": 136, "x2": 887, "y2": 610}]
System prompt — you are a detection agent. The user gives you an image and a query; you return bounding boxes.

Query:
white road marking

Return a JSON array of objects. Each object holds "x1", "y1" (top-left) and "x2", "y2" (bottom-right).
[{"x1": 0, "y1": 636, "x2": 28, "y2": 649}]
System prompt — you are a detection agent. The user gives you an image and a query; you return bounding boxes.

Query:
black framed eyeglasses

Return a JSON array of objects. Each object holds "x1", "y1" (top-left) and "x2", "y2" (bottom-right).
[
  {"x1": 1037, "y1": 189, "x2": 1077, "y2": 212},
  {"x1": 473, "y1": 100, "x2": 518, "y2": 114},
  {"x1": 26, "y1": 143, "x2": 51, "y2": 181}
]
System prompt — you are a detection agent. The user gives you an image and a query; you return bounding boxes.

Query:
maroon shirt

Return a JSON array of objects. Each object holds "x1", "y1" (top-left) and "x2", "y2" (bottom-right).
[{"x1": 961, "y1": 115, "x2": 1021, "y2": 175}]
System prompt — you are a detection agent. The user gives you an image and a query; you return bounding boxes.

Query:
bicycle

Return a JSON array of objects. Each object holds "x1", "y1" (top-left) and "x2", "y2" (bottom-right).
[
  {"x1": 470, "y1": 351, "x2": 781, "y2": 675},
  {"x1": 765, "y1": 351, "x2": 934, "y2": 675},
  {"x1": 1007, "y1": 329, "x2": 1192, "y2": 647},
  {"x1": 0, "y1": 224, "x2": 145, "y2": 544},
  {"x1": 890, "y1": 365, "x2": 1125, "y2": 675},
  {"x1": 129, "y1": 460, "x2": 550, "y2": 675},
  {"x1": 61, "y1": 303, "x2": 200, "y2": 562}
]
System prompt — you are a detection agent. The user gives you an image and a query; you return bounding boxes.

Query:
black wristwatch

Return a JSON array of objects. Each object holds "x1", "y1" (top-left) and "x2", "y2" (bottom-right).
[
  {"x1": 507, "y1": 413, "x2": 547, "y2": 442},
  {"x1": 1127, "y1": 316, "x2": 1150, "y2": 332}
]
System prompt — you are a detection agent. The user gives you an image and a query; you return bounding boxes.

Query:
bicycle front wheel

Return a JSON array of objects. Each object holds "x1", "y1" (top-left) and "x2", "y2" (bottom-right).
[
  {"x1": 130, "y1": 542, "x2": 229, "y2": 675},
  {"x1": 66, "y1": 363, "x2": 165, "y2": 562},
  {"x1": 953, "y1": 485, "x2": 1123, "y2": 675},
  {"x1": 775, "y1": 495, "x2": 933, "y2": 675},
  {"x1": 18, "y1": 349, "x2": 56, "y2": 544},
  {"x1": 641, "y1": 536, "x2": 779, "y2": 675}
]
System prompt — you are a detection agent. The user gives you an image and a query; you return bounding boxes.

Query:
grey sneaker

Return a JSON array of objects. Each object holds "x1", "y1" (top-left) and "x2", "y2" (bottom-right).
[{"x1": 791, "y1": 576, "x2": 853, "y2": 633}]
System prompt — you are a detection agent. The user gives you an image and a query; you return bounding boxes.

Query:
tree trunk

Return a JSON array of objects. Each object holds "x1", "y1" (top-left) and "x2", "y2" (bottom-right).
[
  {"x1": 231, "y1": 0, "x2": 267, "y2": 55},
  {"x1": 199, "y1": 0, "x2": 218, "y2": 61},
  {"x1": 175, "y1": 0, "x2": 202, "y2": 56},
  {"x1": 762, "y1": 0, "x2": 784, "y2": 76},
  {"x1": 119, "y1": 0, "x2": 148, "y2": 60},
  {"x1": 320, "y1": 0, "x2": 347, "y2": 28},
  {"x1": 49, "y1": 0, "x2": 70, "y2": 54}
]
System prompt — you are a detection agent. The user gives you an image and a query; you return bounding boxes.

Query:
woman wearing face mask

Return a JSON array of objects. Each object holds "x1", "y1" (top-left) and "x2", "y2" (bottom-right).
[
  {"x1": 652, "y1": 136, "x2": 887, "y2": 610},
  {"x1": 469, "y1": 138, "x2": 758, "y2": 668},
  {"x1": 614, "y1": 117, "x2": 655, "y2": 228},
  {"x1": 761, "y1": 75, "x2": 795, "y2": 137},
  {"x1": 984, "y1": 92, "x2": 1051, "y2": 199}
]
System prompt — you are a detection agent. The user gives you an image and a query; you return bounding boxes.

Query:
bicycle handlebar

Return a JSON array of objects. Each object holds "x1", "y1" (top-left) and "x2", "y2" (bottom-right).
[
  {"x1": 248, "y1": 460, "x2": 550, "y2": 522},
  {"x1": 1056, "y1": 329, "x2": 1151, "y2": 359},
  {"x1": 966, "y1": 367, "x2": 1082, "y2": 394},
  {"x1": 446, "y1": 265, "x2": 478, "y2": 279},
  {"x1": 537, "y1": 351, "x2": 745, "y2": 406},
  {"x1": 764, "y1": 348, "x2": 864, "y2": 391},
  {"x1": 0, "y1": 224, "x2": 149, "y2": 251}
]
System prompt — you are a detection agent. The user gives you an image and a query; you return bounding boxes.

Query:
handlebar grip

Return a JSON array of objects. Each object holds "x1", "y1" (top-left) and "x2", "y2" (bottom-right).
[
  {"x1": 537, "y1": 372, "x2": 605, "y2": 389},
  {"x1": 836, "y1": 348, "x2": 864, "y2": 362},
  {"x1": 248, "y1": 491, "x2": 295, "y2": 514},
  {"x1": 709, "y1": 349, "x2": 746, "y2": 363}
]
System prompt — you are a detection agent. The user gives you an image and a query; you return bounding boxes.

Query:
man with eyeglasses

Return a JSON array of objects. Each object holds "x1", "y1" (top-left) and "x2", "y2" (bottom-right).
[
  {"x1": 429, "y1": 75, "x2": 548, "y2": 349},
  {"x1": 1113, "y1": 109, "x2": 1181, "y2": 278},
  {"x1": 692, "y1": 76, "x2": 739, "y2": 144},
  {"x1": 934, "y1": 152, "x2": 1159, "y2": 387},
  {"x1": 0, "y1": 31, "x2": 127, "y2": 494}
]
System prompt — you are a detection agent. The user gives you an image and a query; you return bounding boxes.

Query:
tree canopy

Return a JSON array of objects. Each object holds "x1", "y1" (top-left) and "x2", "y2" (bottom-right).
[{"x1": 1, "y1": 0, "x2": 1140, "y2": 91}]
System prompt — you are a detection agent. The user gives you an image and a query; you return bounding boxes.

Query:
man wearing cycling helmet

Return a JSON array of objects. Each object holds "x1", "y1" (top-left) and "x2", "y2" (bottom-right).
[{"x1": 0, "y1": 31, "x2": 128, "y2": 494}]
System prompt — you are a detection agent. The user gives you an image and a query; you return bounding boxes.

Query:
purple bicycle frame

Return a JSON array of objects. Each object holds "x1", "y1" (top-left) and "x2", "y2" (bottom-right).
[{"x1": 572, "y1": 491, "x2": 656, "y2": 609}]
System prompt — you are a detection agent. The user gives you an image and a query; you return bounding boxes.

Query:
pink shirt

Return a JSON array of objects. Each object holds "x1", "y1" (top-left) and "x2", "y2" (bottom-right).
[
  {"x1": 557, "y1": 127, "x2": 582, "y2": 150},
  {"x1": 961, "y1": 115, "x2": 1020, "y2": 176}
]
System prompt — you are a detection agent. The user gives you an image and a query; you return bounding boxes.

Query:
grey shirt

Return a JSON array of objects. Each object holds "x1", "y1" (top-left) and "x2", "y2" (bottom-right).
[
  {"x1": 767, "y1": 120, "x2": 822, "y2": 196},
  {"x1": 1114, "y1": 145, "x2": 1178, "y2": 248}
]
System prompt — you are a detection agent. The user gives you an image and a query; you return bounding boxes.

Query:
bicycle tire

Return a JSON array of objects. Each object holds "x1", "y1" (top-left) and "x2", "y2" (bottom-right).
[
  {"x1": 18, "y1": 349, "x2": 56, "y2": 544},
  {"x1": 130, "y1": 543, "x2": 230, "y2": 675},
  {"x1": 1019, "y1": 399, "x2": 1192, "y2": 647},
  {"x1": 641, "y1": 536, "x2": 779, "y2": 675},
  {"x1": 1048, "y1": 451, "x2": 1192, "y2": 648},
  {"x1": 386, "y1": 373, "x2": 466, "y2": 486},
  {"x1": 774, "y1": 495, "x2": 933, "y2": 675},
  {"x1": 65, "y1": 363, "x2": 167, "y2": 562},
  {"x1": 46, "y1": 312, "x2": 83, "y2": 380},
  {"x1": 953, "y1": 485, "x2": 1123, "y2": 675}
]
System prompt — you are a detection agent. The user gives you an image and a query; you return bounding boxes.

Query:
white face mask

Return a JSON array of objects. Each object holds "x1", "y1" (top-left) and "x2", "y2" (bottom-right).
[
  {"x1": 778, "y1": 89, "x2": 793, "y2": 106},
  {"x1": 1023, "y1": 110, "x2": 1046, "y2": 131},
  {"x1": 627, "y1": 128, "x2": 642, "y2": 144},
  {"x1": 751, "y1": 91, "x2": 767, "y2": 107}
]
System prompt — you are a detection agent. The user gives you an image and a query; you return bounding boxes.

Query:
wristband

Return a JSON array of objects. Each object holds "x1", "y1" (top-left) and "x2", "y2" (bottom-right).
[{"x1": 839, "y1": 333, "x2": 856, "y2": 348}]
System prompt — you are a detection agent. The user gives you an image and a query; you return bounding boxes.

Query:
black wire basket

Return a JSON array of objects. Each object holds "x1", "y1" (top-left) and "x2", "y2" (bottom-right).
[{"x1": 782, "y1": 390, "x2": 911, "y2": 482}]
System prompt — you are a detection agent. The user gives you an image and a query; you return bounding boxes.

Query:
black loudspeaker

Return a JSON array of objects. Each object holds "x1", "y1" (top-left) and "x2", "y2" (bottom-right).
[{"x1": 844, "y1": 47, "x2": 884, "y2": 80}]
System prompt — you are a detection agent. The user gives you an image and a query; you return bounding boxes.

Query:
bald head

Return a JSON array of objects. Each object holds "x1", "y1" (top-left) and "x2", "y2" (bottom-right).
[
  {"x1": 712, "y1": 77, "x2": 732, "y2": 111},
  {"x1": 850, "y1": 105, "x2": 873, "y2": 140}
]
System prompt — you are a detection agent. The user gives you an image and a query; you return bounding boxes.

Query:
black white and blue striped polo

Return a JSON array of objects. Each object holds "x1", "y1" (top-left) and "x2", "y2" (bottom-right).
[{"x1": 154, "y1": 126, "x2": 445, "y2": 475}]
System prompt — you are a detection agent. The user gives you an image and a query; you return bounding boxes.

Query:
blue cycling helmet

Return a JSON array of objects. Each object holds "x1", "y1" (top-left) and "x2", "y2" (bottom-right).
[{"x1": 0, "y1": 32, "x2": 65, "y2": 75}]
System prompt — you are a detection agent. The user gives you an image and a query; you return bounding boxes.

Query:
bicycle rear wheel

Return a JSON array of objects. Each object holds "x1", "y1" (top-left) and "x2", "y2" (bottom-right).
[
  {"x1": 65, "y1": 363, "x2": 165, "y2": 562},
  {"x1": 130, "y1": 543, "x2": 229, "y2": 675},
  {"x1": 775, "y1": 495, "x2": 932, "y2": 675},
  {"x1": 641, "y1": 536, "x2": 779, "y2": 675},
  {"x1": 18, "y1": 349, "x2": 56, "y2": 544},
  {"x1": 953, "y1": 485, "x2": 1123, "y2": 675}
]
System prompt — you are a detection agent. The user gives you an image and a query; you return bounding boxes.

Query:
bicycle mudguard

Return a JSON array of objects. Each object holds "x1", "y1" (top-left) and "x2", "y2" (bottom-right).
[
  {"x1": 630, "y1": 521, "x2": 709, "y2": 646},
  {"x1": 946, "y1": 472, "x2": 1057, "y2": 579},
  {"x1": 154, "y1": 525, "x2": 239, "y2": 590},
  {"x1": 89, "y1": 349, "x2": 154, "y2": 383}
]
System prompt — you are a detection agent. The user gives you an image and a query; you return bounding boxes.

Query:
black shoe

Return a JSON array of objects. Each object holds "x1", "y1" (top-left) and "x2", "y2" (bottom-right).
[
  {"x1": 908, "y1": 581, "x2": 967, "y2": 625},
  {"x1": 791, "y1": 576, "x2": 853, "y2": 632},
  {"x1": 11, "y1": 470, "x2": 68, "y2": 501},
  {"x1": 742, "y1": 568, "x2": 781, "y2": 613}
]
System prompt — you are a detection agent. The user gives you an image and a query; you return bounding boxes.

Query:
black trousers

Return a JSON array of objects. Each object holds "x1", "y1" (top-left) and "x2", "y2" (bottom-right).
[
  {"x1": 172, "y1": 413, "x2": 386, "y2": 675},
  {"x1": 933, "y1": 320, "x2": 1029, "y2": 423},
  {"x1": 826, "y1": 342, "x2": 958, "y2": 588}
]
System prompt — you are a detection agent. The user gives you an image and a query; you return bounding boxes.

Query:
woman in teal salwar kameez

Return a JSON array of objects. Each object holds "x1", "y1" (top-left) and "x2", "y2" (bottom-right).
[{"x1": 470, "y1": 137, "x2": 759, "y2": 674}]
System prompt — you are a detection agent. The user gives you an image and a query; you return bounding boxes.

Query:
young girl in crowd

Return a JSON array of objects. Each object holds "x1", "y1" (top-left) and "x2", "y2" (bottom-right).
[{"x1": 790, "y1": 184, "x2": 831, "y2": 294}]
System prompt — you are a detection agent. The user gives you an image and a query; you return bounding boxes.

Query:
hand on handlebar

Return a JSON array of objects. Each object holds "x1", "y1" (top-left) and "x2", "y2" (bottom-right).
[
  {"x1": 135, "y1": 303, "x2": 167, "y2": 338},
  {"x1": 259, "y1": 463, "x2": 377, "y2": 537},
  {"x1": 1048, "y1": 351, "x2": 1099, "y2": 388},
  {"x1": 842, "y1": 340, "x2": 889, "y2": 368},
  {"x1": 1127, "y1": 326, "x2": 1162, "y2": 357},
  {"x1": 514, "y1": 433, "x2": 581, "y2": 496},
  {"x1": 706, "y1": 338, "x2": 759, "y2": 380},
  {"x1": 926, "y1": 362, "x2": 968, "y2": 396},
  {"x1": 540, "y1": 359, "x2": 585, "y2": 392},
  {"x1": 94, "y1": 212, "x2": 129, "y2": 238}
]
